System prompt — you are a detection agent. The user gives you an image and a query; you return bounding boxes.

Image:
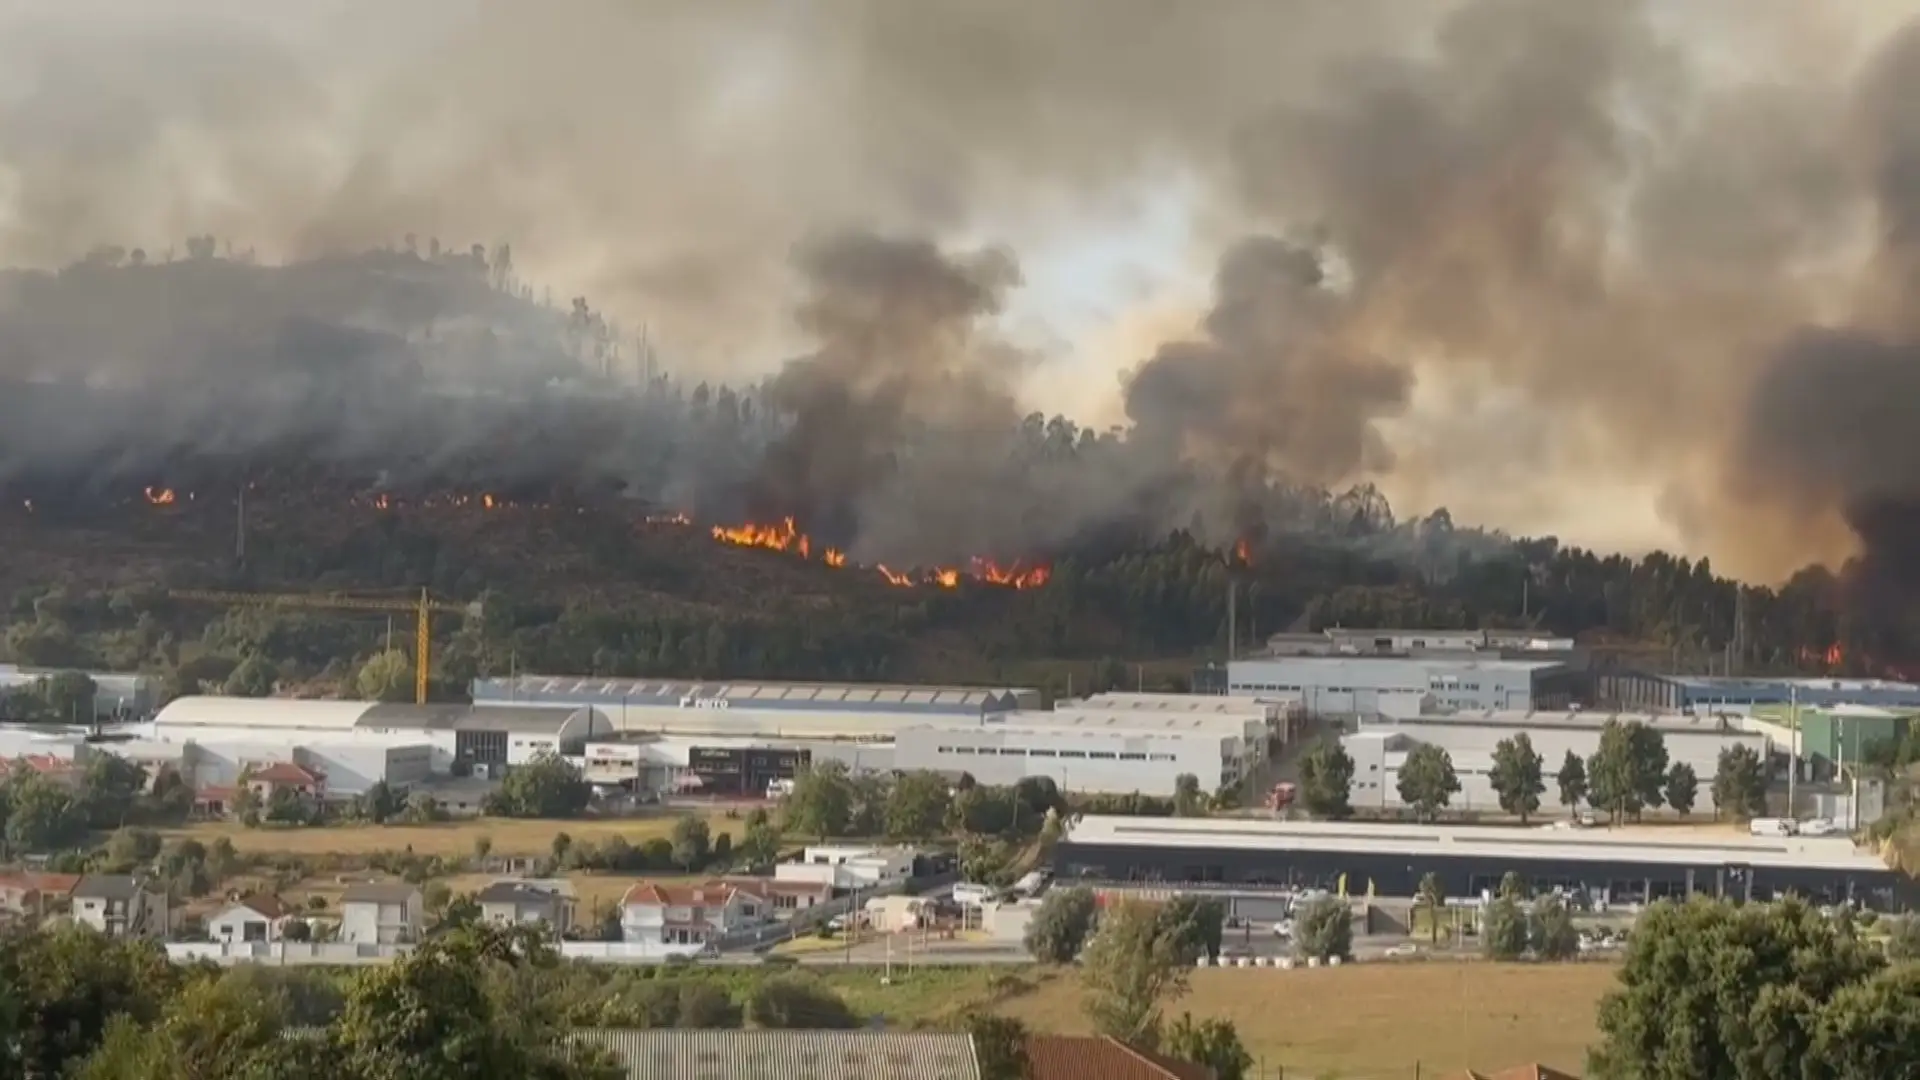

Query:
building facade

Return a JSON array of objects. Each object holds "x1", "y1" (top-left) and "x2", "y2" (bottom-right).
[
  {"x1": 1596, "y1": 673, "x2": 1920, "y2": 715},
  {"x1": 1342, "y1": 710, "x2": 1769, "y2": 813},
  {"x1": 471, "y1": 676, "x2": 1038, "y2": 740},
  {"x1": 891, "y1": 722, "x2": 1234, "y2": 797},
  {"x1": 71, "y1": 876, "x2": 169, "y2": 938},
  {"x1": 1051, "y1": 815, "x2": 1916, "y2": 911},
  {"x1": 339, "y1": 883, "x2": 423, "y2": 944},
  {"x1": 1228, "y1": 656, "x2": 1573, "y2": 716}
]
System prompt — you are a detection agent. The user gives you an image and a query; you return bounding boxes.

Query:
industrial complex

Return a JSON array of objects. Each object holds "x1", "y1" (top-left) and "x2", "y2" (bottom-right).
[
  {"x1": 1342, "y1": 709, "x2": 1767, "y2": 813},
  {"x1": 1052, "y1": 814, "x2": 1917, "y2": 911},
  {"x1": 1226, "y1": 654, "x2": 1578, "y2": 715}
]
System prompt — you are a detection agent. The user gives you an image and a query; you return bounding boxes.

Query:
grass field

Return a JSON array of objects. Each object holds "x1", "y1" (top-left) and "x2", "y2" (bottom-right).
[
  {"x1": 165, "y1": 811, "x2": 737, "y2": 857},
  {"x1": 992, "y1": 963, "x2": 1615, "y2": 1077}
]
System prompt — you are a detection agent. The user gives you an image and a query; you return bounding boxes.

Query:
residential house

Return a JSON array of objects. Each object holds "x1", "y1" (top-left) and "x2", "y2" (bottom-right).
[
  {"x1": 208, "y1": 895, "x2": 295, "y2": 943},
  {"x1": 0, "y1": 754, "x2": 81, "y2": 789},
  {"x1": 476, "y1": 879, "x2": 575, "y2": 935},
  {"x1": 574, "y1": 1029, "x2": 983, "y2": 1080},
  {"x1": 339, "y1": 882, "x2": 424, "y2": 944},
  {"x1": 244, "y1": 762, "x2": 326, "y2": 802},
  {"x1": 0, "y1": 872, "x2": 80, "y2": 920},
  {"x1": 1443, "y1": 1060, "x2": 1582, "y2": 1068},
  {"x1": 1025, "y1": 1036, "x2": 1214, "y2": 1080},
  {"x1": 71, "y1": 875, "x2": 170, "y2": 939},
  {"x1": 719, "y1": 876, "x2": 833, "y2": 919},
  {"x1": 619, "y1": 880, "x2": 774, "y2": 951},
  {"x1": 773, "y1": 845, "x2": 916, "y2": 891}
]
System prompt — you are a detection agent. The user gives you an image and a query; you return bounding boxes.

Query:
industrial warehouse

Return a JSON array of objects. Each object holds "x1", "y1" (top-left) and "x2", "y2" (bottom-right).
[
  {"x1": 1341, "y1": 709, "x2": 1769, "y2": 813},
  {"x1": 1051, "y1": 815, "x2": 1918, "y2": 912},
  {"x1": 1224, "y1": 654, "x2": 1579, "y2": 716},
  {"x1": 1596, "y1": 672, "x2": 1920, "y2": 715}
]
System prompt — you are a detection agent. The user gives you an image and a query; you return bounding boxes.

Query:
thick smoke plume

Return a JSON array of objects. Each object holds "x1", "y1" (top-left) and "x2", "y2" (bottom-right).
[{"x1": 4, "y1": 0, "x2": 1920, "y2": 586}]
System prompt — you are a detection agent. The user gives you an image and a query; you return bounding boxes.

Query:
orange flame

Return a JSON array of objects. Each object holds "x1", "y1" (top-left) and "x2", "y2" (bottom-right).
[
  {"x1": 711, "y1": 516, "x2": 806, "y2": 554},
  {"x1": 932, "y1": 568, "x2": 960, "y2": 589},
  {"x1": 970, "y1": 557, "x2": 1050, "y2": 589},
  {"x1": 1234, "y1": 538, "x2": 1252, "y2": 565},
  {"x1": 373, "y1": 494, "x2": 391, "y2": 510},
  {"x1": 825, "y1": 548, "x2": 847, "y2": 568},
  {"x1": 481, "y1": 493, "x2": 497, "y2": 510},
  {"x1": 143, "y1": 486, "x2": 176, "y2": 506},
  {"x1": 877, "y1": 564, "x2": 914, "y2": 587},
  {"x1": 1827, "y1": 642, "x2": 1843, "y2": 667}
]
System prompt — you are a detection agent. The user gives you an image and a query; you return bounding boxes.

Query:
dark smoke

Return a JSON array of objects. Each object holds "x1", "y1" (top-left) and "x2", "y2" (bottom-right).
[{"x1": 6, "y1": 0, "x2": 1920, "y2": 585}]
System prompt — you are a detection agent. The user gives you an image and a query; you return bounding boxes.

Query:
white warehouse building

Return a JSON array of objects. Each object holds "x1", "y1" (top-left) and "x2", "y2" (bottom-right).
[
  {"x1": 892, "y1": 721, "x2": 1238, "y2": 797},
  {"x1": 1342, "y1": 710, "x2": 1771, "y2": 813},
  {"x1": 145, "y1": 697, "x2": 612, "y2": 794},
  {"x1": 1228, "y1": 655, "x2": 1575, "y2": 717}
]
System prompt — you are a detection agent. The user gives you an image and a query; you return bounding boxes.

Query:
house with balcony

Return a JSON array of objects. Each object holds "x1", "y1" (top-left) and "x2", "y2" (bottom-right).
[
  {"x1": 208, "y1": 895, "x2": 296, "y2": 943},
  {"x1": 619, "y1": 880, "x2": 771, "y2": 953},
  {"x1": 244, "y1": 761, "x2": 326, "y2": 802},
  {"x1": 720, "y1": 876, "x2": 834, "y2": 917},
  {"x1": 339, "y1": 882, "x2": 423, "y2": 944},
  {"x1": 71, "y1": 875, "x2": 170, "y2": 939}
]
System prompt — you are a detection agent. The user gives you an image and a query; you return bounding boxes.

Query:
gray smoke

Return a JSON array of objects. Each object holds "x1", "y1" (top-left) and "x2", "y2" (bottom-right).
[{"x1": 2, "y1": 1, "x2": 1919, "y2": 574}]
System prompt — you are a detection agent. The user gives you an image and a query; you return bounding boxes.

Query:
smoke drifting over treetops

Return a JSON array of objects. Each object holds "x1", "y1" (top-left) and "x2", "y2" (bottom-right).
[{"x1": 3, "y1": 1, "x2": 1920, "y2": 579}]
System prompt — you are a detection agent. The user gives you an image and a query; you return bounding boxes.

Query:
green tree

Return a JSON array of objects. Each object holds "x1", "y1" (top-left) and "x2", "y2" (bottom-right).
[
  {"x1": 484, "y1": 752, "x2": 590, "y2": 819},
  {"x1": 1079, "y1": 899, "x2": 1190, "y2": 1048},
  {"x1": 964, "y1": 1012, "x2": 1032, "y2": 1080},
  {"x1": 1530, "y1": 894, "x2": 1579, "y2": 961},
  {"x1": 40, "y1": 671, "x2": 98, "y2": 723},
  {"x1": 354, "y1": 649, "x2": 416, "y2": 703},
  {"x1": 266, "y1": 785, "x2": 309, "y2": 825},
  {"x1": 1292, "y1": 896, "x2": 1353, "y2": 963},
  {"x1": 1886, "y1": 916, "x2": 1920, "y2": 962},
  {"x1": 222, "y1": 655, "x2": 279, "y2": 697},
  {"x1": 1024, "y1": 886, "x2": 1098, "y2": 964},
  {"x1": 1481, "y1": 896, "x2": 1530, "y2": 961},
  {"x1": 675, "y1": 982, "x2": 744, "y2": 1028},
  {"x1": 884, "y1": 770, "x2": 952, "y2": 840},
  {"x1": 0, "y1": 924, "x2": 181, "y2": 1077},
  {"x1": 740, "y1": 808, "x2": 784, "y2": 869},
  {"x1": 74, "y1": 970, "x2": 307, "y2": 1080},
  {"x1": 1587, "y1": 719, "x2": 1668, "y2": 825},
  {"x1": 1164, "y1": 1013, "x2": 1253, "y2": 1080},
  {"x1": 1498, "y1": 871, "x2": 1529, "y2": 901},
  {"x1": 783, "y1": 761, "x2": 855, "y2": 839},
  {"x1": 1807, "y1": 964, "x2": 1920, "y2": 1079},
  {"x1": 81, "y1": 752, "x2": 150, "y2": 829},
  {"x1": 1557, "y1": 750, "x2": 1589, "y2": 815},
  {"x1": 1712, "y1": 744, "x2": 1770, "y2": 820},
  {"x1": 670, "y1": 815, "x2": 711, "y2": 871},
  {"x1": 4, "y1": 772, "x2": 86, "y2": 853},
  {"x1": 744, "y1": 975, "x2": 860, "y2": 1029},
  {"x1": 1665, "y1": 762, "x2": 1699, "y2": 817},
  {"x1": 1416, "y1": 872, "x2": 1447, "y2": 944},
  {"x1": 1589, "y1": 897, "x2": 1893, "y2": 1080},
  {"x1": 1172, "y1": 773, "x2": 1206, "y2": 817},
  {"x1": 1156, "y1": 895, "x2": 1226, "y2": 963},
  {"x1": 1298, "y1": 739, "x2": 1354, "y2": 819},
  {"x1": 1489, "y1": 732, "x2": 1546, "y2": 823},
  {"x1": 1396, "y1": 744, "x2": 1461, "y2": 822}
]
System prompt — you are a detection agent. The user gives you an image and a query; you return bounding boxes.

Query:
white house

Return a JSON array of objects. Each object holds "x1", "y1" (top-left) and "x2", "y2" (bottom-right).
[
  {"x1": 773, "y1": 845, "x2": 915, "y2": 891},
  {"x1": 338, "y1": 882, "x2": 423, "y2": 944},
  {"x1": 619, "y1": 880, "x2": 777, "y2": 954},
  {"x1": 71, "y1": 875, "x2": 169, "y2": 939},
  {"x1": 207, "y1": 895, "x2": 295, "y2": 943}
]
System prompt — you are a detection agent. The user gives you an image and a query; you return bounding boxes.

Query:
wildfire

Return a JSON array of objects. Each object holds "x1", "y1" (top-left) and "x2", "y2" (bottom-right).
[
  {"x1": 1828, "y1": 642, "x2": 1844, "y2": 667},
  {"x1": 708, "y1": 516, "x2": 1051, "y2": 590},
  {"x1": 143, "y1": 486, "x2": 176, "y2": 506},
  {"x1": 1234, "y1": 538, "x2": 1252, "y2": 565}
]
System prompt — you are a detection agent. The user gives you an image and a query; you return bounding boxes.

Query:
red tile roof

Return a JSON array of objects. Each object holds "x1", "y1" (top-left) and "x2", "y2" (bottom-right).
[
  {"x1": 720, "y1": 876, "x2": 831, "y2": 900},
  {"x1": 0, "y1": 754, "x2": 76, "y2": 777},
  {"x1": 621, "y1": 881, "x2": 740, "y2": 908},
  {"x1": 1026, "y1": 1035, "x2": 1214, "y2": 1080},
  {"x1": 0, "y1": 872, "x2": 81, "y2": 897},
  {"x1": 248, "y1": 762, "x2": 320, "y2": 786}
]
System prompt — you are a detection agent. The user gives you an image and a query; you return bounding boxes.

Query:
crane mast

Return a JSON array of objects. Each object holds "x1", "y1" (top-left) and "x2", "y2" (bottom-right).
[{"x1": 167, "y1": 587, "x2": 476, "y2": 705}]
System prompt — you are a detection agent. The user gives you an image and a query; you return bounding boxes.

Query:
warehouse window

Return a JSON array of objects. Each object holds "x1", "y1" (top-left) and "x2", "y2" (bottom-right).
[
  {"x1": 1119, "y1": 753, "x2": 1147, "y2": 761},
  {"x1": 1059, "y1": 751, "x2": 1087, "y2": 759},
  {"x1": 1087, "y1": 752, "x2": 1116, "y2": 760},
  {"x1": 1030, "y1": 749, "x2": 1057, "y2": 757},
  {"x1": 937, "y1": 747, "x2": 953, "y2": 754}
]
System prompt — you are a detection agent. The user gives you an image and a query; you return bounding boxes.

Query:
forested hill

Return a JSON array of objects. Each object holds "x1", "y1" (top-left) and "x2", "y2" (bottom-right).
[{"x1": 0, "y1": 480, "x2": 1876, "y2": 704}]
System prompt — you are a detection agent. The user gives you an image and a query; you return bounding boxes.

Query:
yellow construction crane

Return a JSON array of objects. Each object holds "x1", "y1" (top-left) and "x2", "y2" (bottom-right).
[{"x1": 167, "y1": 588, "x2": 481, "y2": 705}]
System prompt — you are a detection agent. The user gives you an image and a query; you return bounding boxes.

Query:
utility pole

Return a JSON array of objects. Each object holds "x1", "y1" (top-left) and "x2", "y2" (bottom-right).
[{"x1": 1787, "y1": 684, "x2": 1799, "y2": 818}]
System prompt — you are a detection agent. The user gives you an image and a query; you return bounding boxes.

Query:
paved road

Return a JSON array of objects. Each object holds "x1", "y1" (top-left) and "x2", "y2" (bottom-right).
[{"x1": 713, "y1": 931, "x2": 1449, "y2": 967}]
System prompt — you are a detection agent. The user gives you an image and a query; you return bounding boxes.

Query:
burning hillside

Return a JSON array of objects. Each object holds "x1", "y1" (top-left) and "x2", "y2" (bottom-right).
[{"x1": 707, "y1": 515, "x2": 1048, "y2": 590}]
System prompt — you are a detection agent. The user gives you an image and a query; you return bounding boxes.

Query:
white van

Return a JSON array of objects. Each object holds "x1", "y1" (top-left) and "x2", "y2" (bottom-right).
[
  {"x1": 1749, "y1": 817, "x2": 1796, "y2": 837},
  {"x1": 952, "y1": 883, "x2": 994, "y2": 906}
]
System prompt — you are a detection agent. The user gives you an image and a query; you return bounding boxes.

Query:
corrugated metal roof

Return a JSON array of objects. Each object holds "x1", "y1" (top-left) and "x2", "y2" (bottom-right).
[
  {"x1": 576, "y1": 1030, "x2": 982, "y2": 1080},
  {"x1": 471, "y1": 676, "x2": 1034, "y2": 716},
  {"x1": 1061, "y1": 815, "x2": 1890, "y2": 872}
]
